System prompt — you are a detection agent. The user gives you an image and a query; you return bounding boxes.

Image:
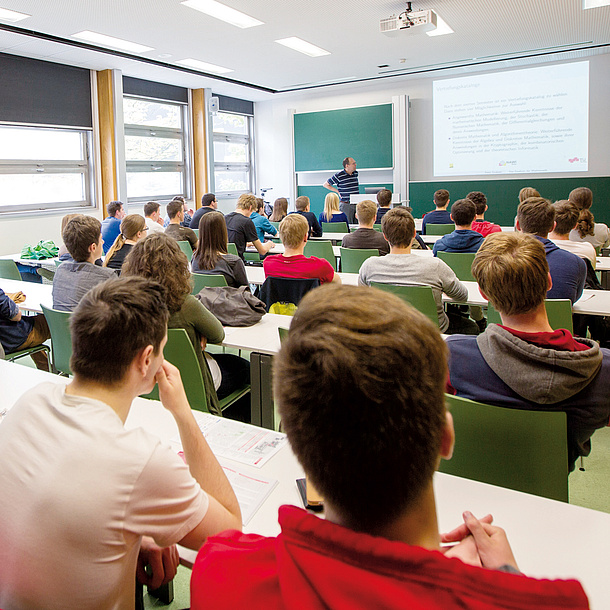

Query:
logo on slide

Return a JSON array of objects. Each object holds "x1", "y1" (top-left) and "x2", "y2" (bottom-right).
[
  {"x1": 498, "y1": 160, "x2": 516, "y2": 167},
  {"x1": 568, "y1": 157, "x2": 586, "y2": 164},
  {"x1": 498, "y1": 161, "x2": 506, "y2": 167}
]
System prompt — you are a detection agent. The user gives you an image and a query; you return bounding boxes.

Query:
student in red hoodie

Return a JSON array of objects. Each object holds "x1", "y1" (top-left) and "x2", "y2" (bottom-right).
[
  {"x1": 191, "y1": 284, "x2": 588, "y2": 610},
  {"x1": 467, "y1": 191, "x2": 502, "y2": 237}
]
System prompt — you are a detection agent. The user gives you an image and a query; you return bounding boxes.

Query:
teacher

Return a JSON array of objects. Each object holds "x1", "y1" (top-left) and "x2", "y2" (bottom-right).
[{"x1": 323, "y1": 157, "x2": 359, "y2": 224}]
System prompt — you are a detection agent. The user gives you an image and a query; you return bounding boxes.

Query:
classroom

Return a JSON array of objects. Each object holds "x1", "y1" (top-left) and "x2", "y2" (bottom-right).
[{"x1": 0, "y1": 1, "x2": 610, "y2": 608}]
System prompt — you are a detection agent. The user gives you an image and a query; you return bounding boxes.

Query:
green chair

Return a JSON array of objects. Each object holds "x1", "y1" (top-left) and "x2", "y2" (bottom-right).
[
  {"x1": 177, "y1": 240, "x2": 193, "y2": 260},
  {"x1": 303, "y1": 240, "x2": 336, "y2": 270},
  {"x1": 437, "y1": 252, "x2": 476, "y2": 282},
  {"x1": 54, "y1": 259, "x2": 63, "y2": 268},
  {"x1": 192, "y1": 228, "x2": 199, "y2": 238},
  {"x1": 244, "y1": 251, "x2": 261, "y2": 263},
  {"x1": 339, "y1": 247, "x2": 378, "y2": 273},
  {"x1": 373, "y1": 224, "x2": 383, "y2": 233},
  {"x1": 487, "y1": 299, "x2": 573, "y2": 332},
  {"x1": 439, "y1": 394, "x2": 568, "y2": 502},
  {"x1": 278, "y1": 326, "x2": 289, "y2": 343},
  {"x1": 0, "y1": 259, "x2": 22, "y2": 280},
  {"x1": 5, "y1": 344, "x2": 51, "y2": 368},
  {"x1": 227, "y1": 243, "x2": 238, "y2": 256},
  {"x1": 322, "y1": 222, "x2": 348, "y2": 234},
  {"x1": 370, "y1": 283, "x2": 438, "y2": 326},
  {"x1": 191, "y1": 273, "x2": 228, "y2": 294},
  {"x1": 41, "y1": 305, "x2": 72, "y2": 375},
  {"x1": 269, "y1": 221, "x2": 280, "y2": 230},
  {"x1": 425, "y1": 223, "x2": 454, "y2": 236}
]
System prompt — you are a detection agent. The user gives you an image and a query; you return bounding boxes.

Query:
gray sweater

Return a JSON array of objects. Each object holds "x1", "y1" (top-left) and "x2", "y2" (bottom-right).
[
  {"x1": 52, "y1": 261, "x2": 117, "y2": 312},
  {"x1": 359, "y1": 253, "x2": 467, "y2": 332}
]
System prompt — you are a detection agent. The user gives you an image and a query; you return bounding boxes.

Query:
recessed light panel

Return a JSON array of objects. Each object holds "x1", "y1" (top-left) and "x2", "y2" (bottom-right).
[
  {"x1": 72, "y1": 31, "x2": 153, "y2": 53},
  {"x1": 0, "y1": 7, "x2": 30, "y2": 22},
  {"x1": 176, "y1": 58, "x2": 233, "y2": 74},
  {"x1": 583, "y1": 0, "x2": 610, "y2": 8},
  {"x1": 181, "y1": 0, "x2": 263, "y2": 28},
  {"x1": 275, "y1": 37, "x2": 330, "y2": 57}
]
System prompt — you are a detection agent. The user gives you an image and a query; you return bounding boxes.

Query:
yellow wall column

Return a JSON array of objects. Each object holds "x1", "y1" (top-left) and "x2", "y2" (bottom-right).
[
  {"x1": 96, "y1": 70, "x2": 118, "y2": 216},
  {"x1": 191, "y1": 89, "x2": 208, "y2": 210}
]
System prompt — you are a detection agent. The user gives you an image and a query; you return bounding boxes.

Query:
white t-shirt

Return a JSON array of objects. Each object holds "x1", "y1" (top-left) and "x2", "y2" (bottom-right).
[
  {"x1": 551, "y1": 238, "x2": 597, "y2": 268},
  {"x1": 0, "y1": 383, "x2": 208, "y2": 610},
  {"x1": 145, "y1": 216, "x2": 165, "y2": 234}
]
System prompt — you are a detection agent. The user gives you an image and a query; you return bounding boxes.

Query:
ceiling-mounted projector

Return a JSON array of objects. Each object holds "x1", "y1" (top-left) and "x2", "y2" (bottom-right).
[{"x1": 380, "y1": 2, "x2": 438, "y2": 35}]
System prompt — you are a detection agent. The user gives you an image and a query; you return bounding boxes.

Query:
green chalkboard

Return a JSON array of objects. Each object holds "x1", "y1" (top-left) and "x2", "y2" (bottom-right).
[{"x1": 294, "y1": 104, "x2": 393, "y2": 172}]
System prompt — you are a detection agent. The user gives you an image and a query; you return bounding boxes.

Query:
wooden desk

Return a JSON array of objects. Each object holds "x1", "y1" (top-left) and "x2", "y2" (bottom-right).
[{"x1": 1, "y1": 360, "x2": 609, "y2": 608}]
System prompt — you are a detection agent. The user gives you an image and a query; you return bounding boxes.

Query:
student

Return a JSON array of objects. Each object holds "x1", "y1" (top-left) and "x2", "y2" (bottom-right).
[
  {"x1": 225, "y1": 193, "x2": 275, "y2": 261},
  {"x1": 549, "y1": 200, "x2": 597, "y2": 267},
  {"x1": 318, "y1": 192, "x2": 349, "y2": 226},
  {"x1": 143, "y1": 201, "x2": 165, "y2": 234},
  {"x1": 519, "y1": 187, "x2": 540, "y2": 203},
  {"x1": 269, "y1": 197, "x2": 288, "y2": 223},
  {"x1": 421, "y1": 189, "x2": 451, "y2": 234},
  {"x1": 341, "y1": 199, "x2": 390, "y2": 255},
  {"x1": 192, "y1": 211, "x2": 249, "y2": 288},
  {"x1": 467, "y1": 191, "x2": 501, "y2": 237},
  {"x1": 0, "y1": 277, "x2": 241, "y2": 610},
  {"x1": 375, "y1": 188, "x2": 393, "y2": 223},
  {"x1": 433, "y1": 199, "x2": 484, "y2": 255},
  {"x1": 52, "y1": 215, "x2": 116, "y2": 311},
  {"x1": 568, "y1": 187, "x2": 610, "y2": 250},
  {"x1": 264, "y1": 214, "x2": 340, "y2": 284},
  {"x1": 57, "y1": 213, "x2": 82, "y2": 260},
  {"x1": 101, "y1": 200, "x2": 126, "y2": 254},
  {"x1": 103, "y1": 214, "x2": 148, "y2": 272},
  {"x1": 165, "y1": 199, "x2": 199, "y2": 250},
  {"x1": 291, "y1": 195, "x2": 323, "y2": 238},
  {"x1": 516, "y1": 197, "x2": 586, "y2": 304},
  {"x1": 190, "y1": 193, "x2": 218, "y2": 230},
  {"x1": 250, "y1": 197, "x2": 278, "y2": 243},
  {"x1": 191, "y1": 283, "x2": 589, "y2": 610},
  {"x1": 447, "y1": 232, "x2": 610, "y2": 471},
  {"x1": 163, "y1": 196, "x2": 193, "y2": 228},
  {"x1": 359, "y1": 208, "x2": 476, "y2": 334}
]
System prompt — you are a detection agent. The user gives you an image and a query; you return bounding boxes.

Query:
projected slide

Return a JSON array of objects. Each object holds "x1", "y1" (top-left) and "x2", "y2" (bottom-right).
[{"x1": 433, "y1": 62, "x2": 589, "y2": 176}]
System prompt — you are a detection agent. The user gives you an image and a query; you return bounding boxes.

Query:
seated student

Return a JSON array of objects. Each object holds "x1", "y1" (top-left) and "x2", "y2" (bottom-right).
[
  {"x1": 225, "y1": 193, "x2": 274, "y2": 261},
  {"x1": 163, "y1": 196, "x2": 193, "y2": 228},
  {"x1": 421, "y1": 189, "x2": 451, "y2": 234},
  {"x1": 447, "y1": 232, "x2": 610, "y2": 471},
  {"x1": 101, "y1": 200, "x2": 126, "y2": 254},
  {"x1": 549, "y1": 200, "x2": 597, "y2": 267},
  {"x1": 433, "y1": 199, "x2": 484, "y2": 255},
  {"x1": 250, "y1": 197, "x2": 278, "y2": 243},
  {"x1": 341, "y1": 199, "x2": 390, "y2": 255},
  {"x1": 143, "y1": 201, "x2": 165, "y2": 234},
  {"x1": 57, "y1": 213, "x2": 81, "y2": 260},
  {"x1": 359, "y1": 208, "x2": 476, "y2": 334},
  {"x1": 191, "y1": 211, "x2": 249, "y2": 288},
  {"x1": 263, "y1": 214, "x2": 340, "y2": 285},
  {"x1": 190, "y1": 193, "x2": 218, "y2": 229},
  {"x1": 519, "y1": 187, "x2": 540, "y2": 203},
  {"x1": 103, "y1": 214, "x2": 148, "y2": 272},
  {"x1": 516, "y1": 197, "x2": 586, "y2": 304},
  {"x1": 269, "y1": 197, "x2": 288, "y2": 223},
  {"x1": 291, "y1": 195, "x2": 323, "y2": 238},
  {"x1": 467, "y1": 191, "x2": 502, "y2": 237},
  {"x1": 52, "y1": 215, "x2": 116, "y2": 311},
  {"x1": 375, "y1": 188, "x2": 393, "y2": 224},
  {"x1": 318, "y1": 192, "x2": 349, "y2": 226},
  {"x1": 568, "y1": 187, "x2": 610, "y2": 250},
  {"x1": 191, "y1": 284, "x2": 589, "y2": 610},
  {"x1": 165, "y1": 199, "x2": 199, "y2": 250}
]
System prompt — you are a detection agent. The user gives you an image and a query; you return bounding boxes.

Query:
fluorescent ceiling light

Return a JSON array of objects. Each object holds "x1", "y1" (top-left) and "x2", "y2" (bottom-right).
[
  {"x1": 583, "y1": 0, "x2": 610, "y2": 8},
  {"x1": 181, "y1": 0, "x2": 263, "y2": 28},
  {"x1": 426, "y1": 14, "x2": 454, "y2": 37},
  {"x1": 0, "y1": 7, "x2": 30, "y2": 22},
  {"x1": 275, "y1": 37, "x2": 330, "y2": 57},
  {"x1": 176, "y1": 58, "x2": 233, "y2": 74},
  {"x1": 72, "y1": 31, "x2": 153, "y2": 53}
]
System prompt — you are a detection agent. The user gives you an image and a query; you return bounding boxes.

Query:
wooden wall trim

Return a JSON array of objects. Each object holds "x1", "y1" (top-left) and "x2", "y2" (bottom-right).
[
  {"x1": 96, "y1": 70, "x2": 117, "y2": 216},
  {"x1": 191, "y1": 89, "x2": 208, "y2": 210}
]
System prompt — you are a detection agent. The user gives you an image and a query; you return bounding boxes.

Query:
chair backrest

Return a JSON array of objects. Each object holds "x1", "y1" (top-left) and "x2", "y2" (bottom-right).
[
  {"x1": 487, "y1": 299, "x2": 573, "y2": 333},
  {"x1": 425, "y1": 223, "x2": 454, "y2": 236},
  {"x1": 373, "y1": 224, "x2": 383, "y2": 233},
  {"x1": 227, "y1": 243, "x2": 238, "y2": 256},
  {"x1": 40, "y1": 304, "x2": 72, "y2": 375},
  {"x1": 192, "y1": 228, "x2": 199, "y2": 238},
  {"x1": 439, "y1": 394, "x2": 568, "y2": 502},
  {"x1": 322, "y1": 222, "x2": 348, "y2": 234},
  {"x1": 370, "y1": 283, "x2": 438, "y2": 326},
  {"x1": 244, "y1": 251, "x2": 261, "y2": 263},
  {"x1": 177, "y1": 240, "x2": 193, "y2": 259},
  {"x1": 142, "y1": 329, "x2": 208, "y2": 412},
  {"x1": 0, "y1": 260, "x2": 21, "y2": 280},
  {"x1": 191, "y1": 273, "x2": 228, "y2": 294},
  {"x1": 269, "y1": 221, "x2": 280, "y2": 229},
  {"x1": 437, "y1": 252, "x2": 476, "y2": 281},
  {"x1": 54, "y1": 259, "x2": 63, "y2": 268},
  {"x1": 339, "y1": 247, "x2": 379, "y2": 273},
  {"x1": 303, "y1": 240, "x2": 336, "y2": 270},
  {"x1": 278, "y1": 326, "x2": 289, "y2": 343},
  {"x1": 260, "y1": 276, "x2": 320, "y2": 314}
]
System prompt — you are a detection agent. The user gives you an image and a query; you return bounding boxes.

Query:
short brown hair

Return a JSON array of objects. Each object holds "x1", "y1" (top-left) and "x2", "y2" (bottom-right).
[
  {"x1": 381, "y1": 207, "x2": 415, "y2": 248},
  {"x1": 356, "y1": 200, "x2": 377, "y2": 225},
  {"x1": 63, "y1": 215, "x2": 102, "y2": 262},
  {"x1": 450, "y1": 199, "x2": 476, "y2": 226},
  {"x1": 342, "y1": 157, "x2": 352, "y2": 168},
  {"x1": 434, "y1": 189, "x2": 450, "y2": 207},
  {"x1": 255, "y1": 197, "x2": 264, "y2": 213},
  {"x1": 517, "y1": 197, "x2": 555, "y2": 236},
  {"x1": 236, "y1": 193, "x2": 256, "y2": 211},
  {"x1": 202, "y1": 193, "x2": 216, "y2": 207},
  {"x1": 107, "y1": 201, "x2": 123, "y2": 217},
  {"x1": 70, "y1": 277, "x2": 168, "y2": 384},
  {"x1": 466, "y1": 191, "x2": 487, "y2": 215},
  {"x1": 472, "y1": 232, "x2": 549, "y2": 316},
  {"x1": 166, "y1": 199, "x2": 183, "y2": 219},
  {"x1": 143, "y1": 201, "x2": 160, "y2": 217},
  {"x1": 519, "y1": 187, "x2": 540, "y2": 203},
  {"x1": 552, "y1": 200, "x2": 579, "y2": 235},
  {"x1": 295, "y1": 196, "x2": 310, "y2": 212},
  {"x1": 275, "y1": 284, "x2": 447, "y2": 532},
  {"x1": 376, "y1": 188, "x2": 392, "y2": 207},
  {"x1": 278, "y1": 214, "x2": 308, "y2": 248}
]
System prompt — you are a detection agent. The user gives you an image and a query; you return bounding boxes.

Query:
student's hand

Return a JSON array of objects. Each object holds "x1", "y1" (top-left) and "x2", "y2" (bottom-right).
[
  {"x1": 136, "y1": 537, "x2": 179, "y2": 590},
  {"x1": 200, "y1": 337, "x2": 207, "y2": 350},
  {"x1": 155, "y1": 360, "x2": 190, "y2": 416}
]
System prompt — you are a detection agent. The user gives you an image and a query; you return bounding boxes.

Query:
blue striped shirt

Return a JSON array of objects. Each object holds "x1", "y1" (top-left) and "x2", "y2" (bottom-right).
[{"x1": 327, "y1": 169, "x2": 359, "y2": 202}]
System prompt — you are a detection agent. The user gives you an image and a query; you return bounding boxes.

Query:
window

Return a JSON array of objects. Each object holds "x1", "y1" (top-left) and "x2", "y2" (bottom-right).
[
  {"x1": 0, "y1": 124, "x2": 92, "y2": 214},
  {"x1": 123, "y1": 97, "x2": 190, "y2": 202},
  {"x1": 212, "y1": 112, "x2": 253, "y2": 199}
]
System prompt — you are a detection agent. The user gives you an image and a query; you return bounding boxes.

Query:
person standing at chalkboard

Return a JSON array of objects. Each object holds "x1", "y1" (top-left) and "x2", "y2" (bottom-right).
[{"x1": 323, "y1": 157, "x2": 359, "y2": 224}]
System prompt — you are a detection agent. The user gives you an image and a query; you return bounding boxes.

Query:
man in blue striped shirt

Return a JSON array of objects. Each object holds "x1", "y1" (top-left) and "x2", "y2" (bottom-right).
[{"x1": 324, "y1": 157, "x2": 360, "y2": 223}]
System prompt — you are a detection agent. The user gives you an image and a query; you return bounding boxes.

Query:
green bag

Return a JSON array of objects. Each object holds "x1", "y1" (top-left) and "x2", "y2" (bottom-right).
[{"x1": 21, "y1": 240, "x2": 59, "y2": 260}]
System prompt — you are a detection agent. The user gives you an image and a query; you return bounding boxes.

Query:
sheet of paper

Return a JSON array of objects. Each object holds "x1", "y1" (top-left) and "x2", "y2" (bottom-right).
[{"x1": 576, "y1": 293, "x2": 594, "y2": 303}]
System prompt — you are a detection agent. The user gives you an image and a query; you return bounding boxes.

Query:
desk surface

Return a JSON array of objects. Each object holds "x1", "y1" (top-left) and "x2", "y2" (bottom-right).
[
  {"x1": 0, "y1": 278, "x2": 52, "y2": 313},
  {"x1": 0, "y1": 359, "x2": 609, "y2": 607},
  {"x1": 0, "y1": 253, "x2": 58, "y2": 270}
]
